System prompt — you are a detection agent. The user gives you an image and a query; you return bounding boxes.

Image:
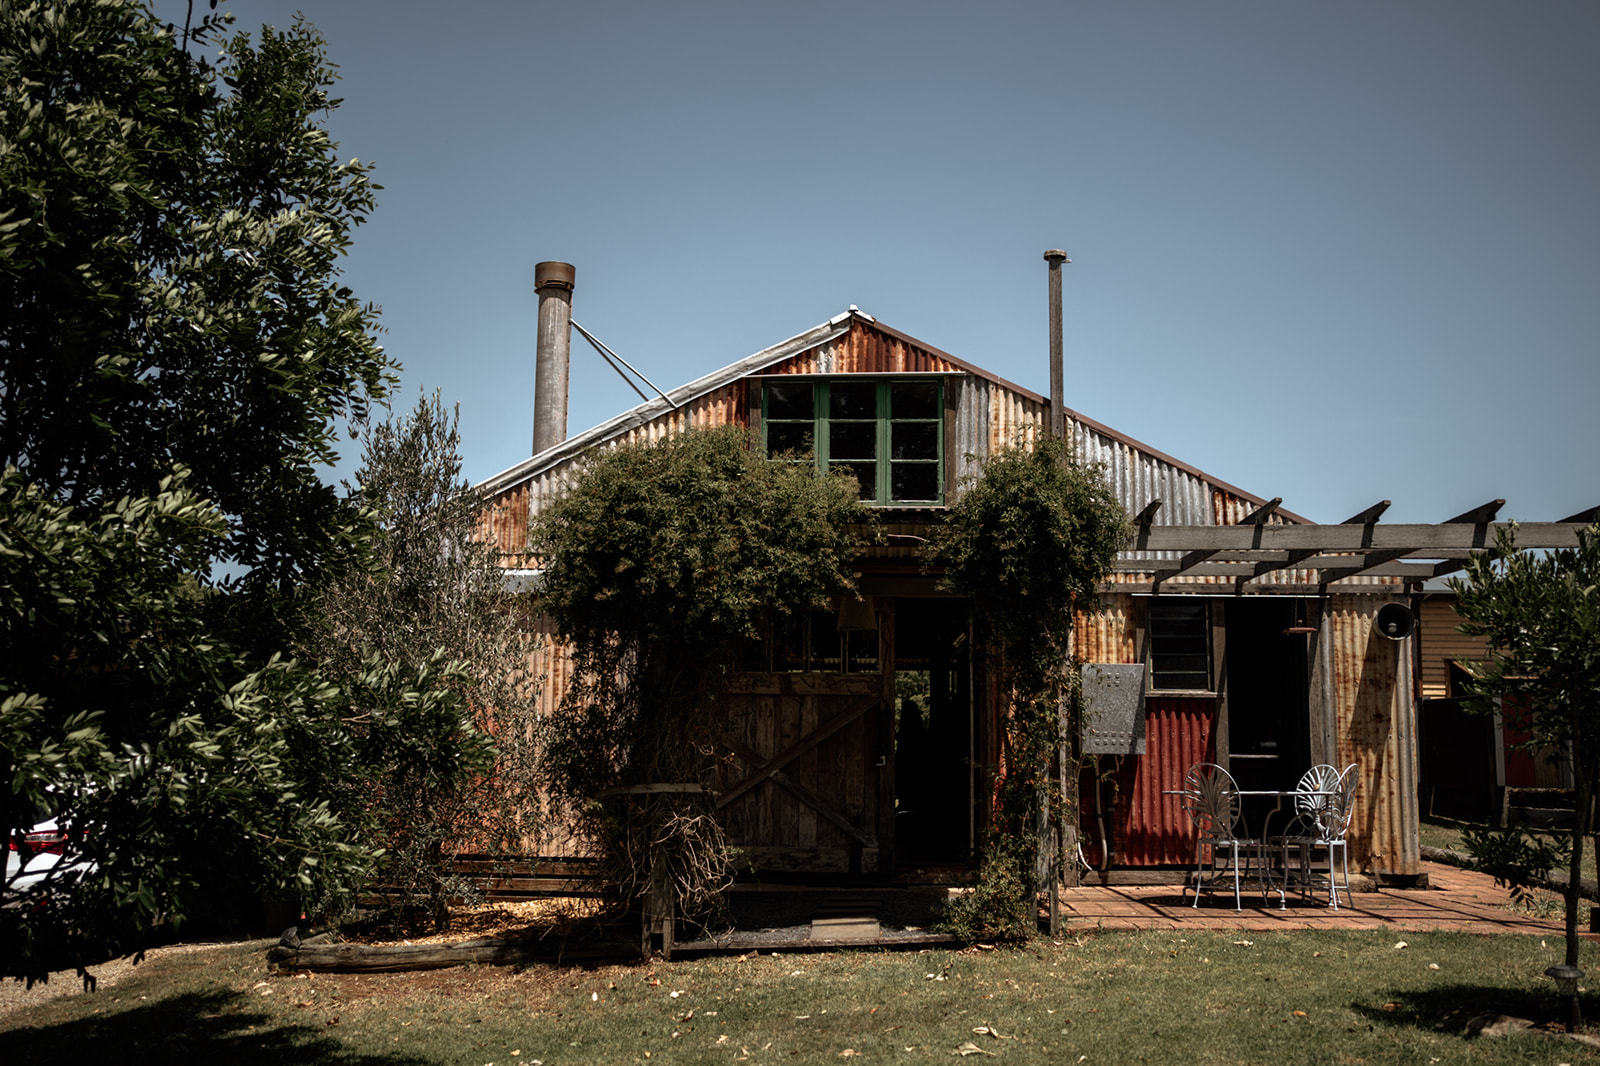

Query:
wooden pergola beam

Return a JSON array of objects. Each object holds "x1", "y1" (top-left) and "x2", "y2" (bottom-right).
[
  {"x1": 1241, "y1": 497, "x2": 1283, "y2": 525},
  {"x1": 1444, "y1": 499, "x2": 1505, "y2": 525},
  {"x1": 1127, "y1": 521, "x2": 1583, "y2": 553},
  {"x1": 1342, "y1": 500, "x2": 1392, "y2": 525}
]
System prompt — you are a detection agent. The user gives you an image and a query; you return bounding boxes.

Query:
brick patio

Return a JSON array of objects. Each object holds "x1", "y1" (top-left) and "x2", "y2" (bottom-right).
[{"x1": 1053, "y1": 861, "x2": 1580, "y2": 935}]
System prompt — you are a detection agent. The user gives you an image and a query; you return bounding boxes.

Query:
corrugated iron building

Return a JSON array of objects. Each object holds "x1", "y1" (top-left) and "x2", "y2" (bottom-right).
[{"x1": 480, "y1": 310, "x2": 1422, "y2": 881}]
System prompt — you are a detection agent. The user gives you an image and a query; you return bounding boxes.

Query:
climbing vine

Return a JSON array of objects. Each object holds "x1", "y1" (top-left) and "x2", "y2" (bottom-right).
[
  {"x1": 925, "y1": 435, "x2": 1129, "y2": 937},
  {"x1": 531, "y1": 426, "x2": 869, "y2": 930}
]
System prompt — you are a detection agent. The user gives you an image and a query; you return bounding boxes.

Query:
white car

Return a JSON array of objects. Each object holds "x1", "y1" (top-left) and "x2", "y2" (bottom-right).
[{"x1": 5, "y1": 817, "x2": 92, "y2": 898}]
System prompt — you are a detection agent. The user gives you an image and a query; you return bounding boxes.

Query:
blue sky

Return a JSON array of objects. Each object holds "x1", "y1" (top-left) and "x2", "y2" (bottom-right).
[{"x1": 170, "y1": 1, "x2": 1597, "y2": 524}]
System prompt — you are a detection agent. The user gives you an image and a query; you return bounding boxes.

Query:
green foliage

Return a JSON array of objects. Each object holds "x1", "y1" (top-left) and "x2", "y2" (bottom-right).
[
  {"x1": 532, "y1": 426, "x2": 869, "y2": 921},
  {"x1": 0, "y1": 1, "x2": 400, "y2": 979},
  {"x1": 925, "y1": 435, "x2": 1129, "y2": 937},
  {"x1": 1459, "y1": 823, "x2": 1561, "y2": 907},
  {"x1": 934, "y1": 836, "x2": 1037, "y2": 941},
  {"x1": 0, "y1": 465, "x2": 376, "y2": 979},
  {"x1": 0, "y1": 0, "x2": 392, "y2": 590},
  {"x1": 298, "y1": 393, "x2": 542, "y2": 931},
  {"x1": 1451, "y1": 523, "x2": 1600, "y2": 966}
]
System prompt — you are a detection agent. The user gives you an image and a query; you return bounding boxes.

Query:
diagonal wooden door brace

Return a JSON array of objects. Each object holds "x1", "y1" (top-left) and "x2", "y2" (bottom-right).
[
  {"x1": 716, "y1": 694, "x2": 879, "y2": 811},
  {"x1": 721, "y1": 736, "x2": 876, "y2": 848}
]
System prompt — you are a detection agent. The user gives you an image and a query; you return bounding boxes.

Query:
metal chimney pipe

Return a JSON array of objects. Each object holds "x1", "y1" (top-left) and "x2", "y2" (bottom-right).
[
  {"x1": 1043, "y1": 250, "x2": 1070, "y2": 441},
  {"x1": 532, "y1": 261, "x2": 576, "y2": 456}
]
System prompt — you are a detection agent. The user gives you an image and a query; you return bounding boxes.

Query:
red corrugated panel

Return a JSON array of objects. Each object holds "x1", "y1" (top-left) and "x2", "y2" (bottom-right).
[{"x1": 1079, "y1": 697, "x2": 1216, "y2": 866}]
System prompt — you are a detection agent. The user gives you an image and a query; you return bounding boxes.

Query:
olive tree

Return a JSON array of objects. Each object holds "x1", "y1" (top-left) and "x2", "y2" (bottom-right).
[
  {"x1": 299, "y1": 393, "x2": 541, "y2": 933},
  {"x1": 1451, "y1": 523, "x2": 1600, "y2": 979}
]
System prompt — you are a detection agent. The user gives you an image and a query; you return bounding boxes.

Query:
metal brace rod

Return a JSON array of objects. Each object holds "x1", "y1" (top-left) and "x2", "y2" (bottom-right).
[{"x1": 571, "y1": 319, "x2": 680, "y2": 409}]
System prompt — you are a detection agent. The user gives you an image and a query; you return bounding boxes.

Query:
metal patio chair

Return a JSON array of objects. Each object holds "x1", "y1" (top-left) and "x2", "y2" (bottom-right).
[
  {"x1": 1278, "y1": 763, "x2": 1358, "y2": 908},
  {"x1": 1180, "y1": 762, "x2": 1265, "y2": 909}
]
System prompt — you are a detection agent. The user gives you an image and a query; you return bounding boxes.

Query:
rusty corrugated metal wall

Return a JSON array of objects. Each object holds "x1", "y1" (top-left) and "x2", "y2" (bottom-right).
[
  {"x1": 485, "y1": 318, "x2": 1275, "y2": 547},
  {"x1": 1328, "y1": 594, "x2": 1420, "y2": 877},
  {"x1": 1081, "y1": 698, "x2": 1218, "y2": 866},
  {"x1": 1075, "y1": 594, "x2": 1138, "y2": 664},
  {"x1": 474, "y1": 315, "x2": 1419, "y2": 876},
  {"x1": 1076, "y1": 596, "x2": 1216, "y2": 867}
]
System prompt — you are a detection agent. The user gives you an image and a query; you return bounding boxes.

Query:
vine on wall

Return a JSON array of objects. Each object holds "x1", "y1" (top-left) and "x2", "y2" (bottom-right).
[{"x1": 925, "y1": 436, "x2": 1129, "y2": 938}]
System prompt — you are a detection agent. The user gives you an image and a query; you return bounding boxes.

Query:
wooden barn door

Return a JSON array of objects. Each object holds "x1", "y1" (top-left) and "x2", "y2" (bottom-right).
[{"x1": 717, "y1": 604, "x2": 895, "y2": 875}]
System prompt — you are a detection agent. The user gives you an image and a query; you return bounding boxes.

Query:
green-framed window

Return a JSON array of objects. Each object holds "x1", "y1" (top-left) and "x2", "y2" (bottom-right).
[{"x1": 763, "y1": 378, "x2": 943, "y2": 505}]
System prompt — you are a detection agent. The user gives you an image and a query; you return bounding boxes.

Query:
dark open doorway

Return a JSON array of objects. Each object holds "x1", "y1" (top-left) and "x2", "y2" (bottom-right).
[
  {"x1": 1225, "y1": 598, "x2": 1312, "y2": 794},
  {"x1": 892, "y1": 599, "x2": 972, "y2": 865}
]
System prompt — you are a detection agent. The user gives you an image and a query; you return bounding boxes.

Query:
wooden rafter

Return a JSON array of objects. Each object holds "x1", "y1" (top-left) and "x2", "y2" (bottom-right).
[{"x1": 1114, "y1": 511, "x2": 1595, "y2": 594}]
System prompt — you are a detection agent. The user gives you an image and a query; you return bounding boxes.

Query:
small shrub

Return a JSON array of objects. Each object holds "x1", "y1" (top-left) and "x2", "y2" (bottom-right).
[
  {"x1": 1461, "y1": 824, "x2": 1562, "y2": 906},
  {"x1": 935, "y1": 839, "x2": 1036, "y2": 941}
]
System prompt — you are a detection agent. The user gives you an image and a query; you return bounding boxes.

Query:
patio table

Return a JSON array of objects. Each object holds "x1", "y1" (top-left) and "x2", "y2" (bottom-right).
[{"x1": 1165, "y1": 787, "x2": 1337, "y2": 910}]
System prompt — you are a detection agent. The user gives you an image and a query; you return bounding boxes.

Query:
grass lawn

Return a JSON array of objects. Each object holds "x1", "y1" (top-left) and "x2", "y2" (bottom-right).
[{"x1": 5, "y1": 929, "x2": 1600, "y2": 1064}]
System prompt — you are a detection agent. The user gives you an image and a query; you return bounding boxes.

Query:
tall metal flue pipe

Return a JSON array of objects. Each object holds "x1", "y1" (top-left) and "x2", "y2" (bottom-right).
[
  {"x1": 1044, "y1": 249, "x2": 1070, "y2": 441},
  {"x1": 533, "y1": 261, "x2": 576, "y2": 456}
]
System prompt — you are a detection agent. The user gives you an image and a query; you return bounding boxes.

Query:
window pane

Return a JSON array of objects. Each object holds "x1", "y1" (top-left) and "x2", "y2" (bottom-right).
[
  {"x1": 766, "y1": 382, "x2": 813, "y2": 420},
  {"x1": 844, "y1": 628, "x2": 878, "y2": 673},
  {"x1": 829, "y1": 381, "x2": 877, "y2": 419},
  {"x1": 767, "y1": 422, "x2": 813, "y2": 455},
  {"x1": 832, "y1": 462, "x2": 876, "y2": 500},
  {"x1": 891, "y1": 463, "x2": 939, "y2": 502},
  {"x1": 1149, "y1": 599, "x2": 1211, "y2": 690},
  {"x1": 891, "y1": 381, "x2": 939, "y2": 419},
  {"x1": 892, "y1": 422, "x2": 938, "y2": 460},
  {"x1": 830, "y1": 421, "x2": 876, "y2": 459}
]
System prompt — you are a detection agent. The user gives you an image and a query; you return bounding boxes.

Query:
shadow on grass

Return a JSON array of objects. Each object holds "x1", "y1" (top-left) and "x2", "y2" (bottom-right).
[
  {"x1": 1353, "y1": 982, "x2": 1585, "y2": 1035},
  {"x1": 7, "y1": 988, "x2": 432, "y2": 1065}
]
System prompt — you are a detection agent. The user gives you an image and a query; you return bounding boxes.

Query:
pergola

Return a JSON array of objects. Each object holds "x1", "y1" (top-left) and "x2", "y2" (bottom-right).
[{"x1": 1111, "y1": 500, "x2": 1600, "y2": 595}]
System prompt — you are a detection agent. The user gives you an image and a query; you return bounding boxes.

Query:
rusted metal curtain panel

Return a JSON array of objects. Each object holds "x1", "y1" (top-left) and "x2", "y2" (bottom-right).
[
  {"x1": 1080, "y1": 697, "x2": 1216, "y2": 866},
  {"x1": 1330, "y1": 595, "x2": 1421, "y2": 877}
]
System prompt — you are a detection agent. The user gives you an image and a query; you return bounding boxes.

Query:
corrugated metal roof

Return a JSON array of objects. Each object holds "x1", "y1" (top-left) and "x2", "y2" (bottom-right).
[
  {"x1": 475, "y1": 311, "x2": 1306, "y2": 526},
  {"x1": 476, "y1": 316, "x2": 853, "y2": 496}
]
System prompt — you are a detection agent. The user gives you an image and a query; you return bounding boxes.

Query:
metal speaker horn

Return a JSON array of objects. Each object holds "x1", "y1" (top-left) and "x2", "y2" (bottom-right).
[{"x1": 1375, "y1": 602, "x2": 1415, "y2": 640}]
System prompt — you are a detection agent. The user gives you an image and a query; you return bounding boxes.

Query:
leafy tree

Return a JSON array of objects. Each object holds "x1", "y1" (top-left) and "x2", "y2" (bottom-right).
[
  {"x1": 1451, "y1": 523, "x2": 1600, "y2": 977},
  {"x1": 0, "y1": 465, "x2": 383, "y2": 981},
  {"x1": 0, "y1": 1, "x2": 397, "y2": 981},
  {"x1": 299, "y1": 393, "x2": 542, "y2": 933},
  {"x1": 925, "y1": 435, "x2": 1129, "y2": 937},
  {"x1": 0, "y1": 0, "x2": 389, "y2": 593},
  {"x1": 532, "y1": 426, "x2": 869, "y2": 928}
]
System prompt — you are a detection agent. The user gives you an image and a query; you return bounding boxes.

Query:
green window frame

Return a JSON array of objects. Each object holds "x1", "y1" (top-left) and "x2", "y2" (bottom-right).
[{"x1": 763, "y1": 378, "x2": 943, "y2": 505}]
